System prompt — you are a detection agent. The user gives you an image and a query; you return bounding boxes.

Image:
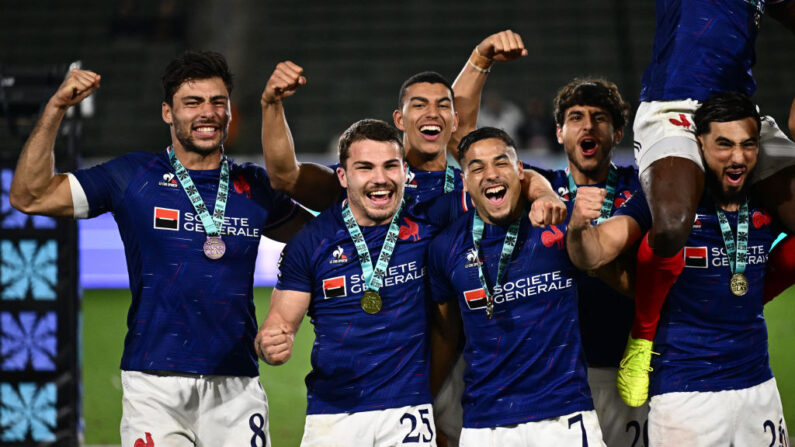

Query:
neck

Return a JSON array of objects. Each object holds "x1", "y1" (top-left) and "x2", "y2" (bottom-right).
[
  {"x1": 716, "y1": 198, "x2": 742, "y2": 212},
  {"x1": 569, "y1": 162, "x2": 609, "y2": 185},
  {"x1": 406, "y1": 147, "x2": 447, "y2": 172},
  {"x1": 478, "y1": 197, "x2": 525, "y2": 227},
  {"x1": 171, "y1": 144, "x2": 223, "y2": 170}
]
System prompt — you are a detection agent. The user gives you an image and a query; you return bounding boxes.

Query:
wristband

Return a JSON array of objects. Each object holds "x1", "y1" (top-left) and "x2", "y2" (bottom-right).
[{"x1": 469, "y1": 47, "x2": 493, "y2": 73}]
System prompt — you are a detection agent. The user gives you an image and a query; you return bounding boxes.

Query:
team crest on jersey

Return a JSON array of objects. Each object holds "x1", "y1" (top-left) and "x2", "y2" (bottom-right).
[
  {"x1": 153, "y1": 207, "x2": 180, "y2": 231},
  {"x1": 692, "y1": 214, "x2": 703, "y2": 230},
  {"x1": 752, "y1": 210, "x2": 771, "y2": 229},
  {"x1": 463, "y1": 288, "x2": 487, "y2": 310},
  {"x1": 158, "y1": 172, "x2": 178, "y2": 188},
  {"x1": 329, "y1": 245, "x2": 348, "y2": 264},
  {"x1": 613, "y1": 190, "x2": 632, "y2": 208},
  {"x1": 668, "y1": 113, "x2": 692, "y2": 129},
  {"x1": 684, "y1": 246, "x2": 708, "y2": 268},
  {"x1": 405, "y1": 168, "x2": 419, "y2": 189},
  {"x1": 398, "y1": 217, "x2": 420, "y2": 241},
  {"x1": 541, "y1": 225, "x2": 564, "y2": 249},
  {"x1": 233, "y1": 174, "x2": 252, "y2": 198},
  {"x1": 464, "y1": 248, "x2": 482, "y2": 268},
  {"x1": 322, "y1": 276, "x2": 347, "y2": 299}
]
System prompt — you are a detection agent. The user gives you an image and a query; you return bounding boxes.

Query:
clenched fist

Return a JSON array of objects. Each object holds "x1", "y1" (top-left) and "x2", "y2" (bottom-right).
[{"x1": 261, "y1": 61, "x2": 306, "y2": 106}]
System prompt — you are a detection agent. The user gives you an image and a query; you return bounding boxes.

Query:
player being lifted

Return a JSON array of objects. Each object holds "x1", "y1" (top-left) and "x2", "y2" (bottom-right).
[
  {"x1": 10, "y1": 51, "x2": 312, "y2": 446},
  {"x1": 568, "y1": 91, "x2": 790, "y2": 446}
]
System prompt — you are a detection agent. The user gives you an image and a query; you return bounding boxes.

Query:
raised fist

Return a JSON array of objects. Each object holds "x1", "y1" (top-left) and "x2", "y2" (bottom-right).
[
  {"x1": 50, "y1": 68, "x2": 100, "y2": 110},
  {"x1": 262, "y1": 61, "x2": 307, "y2": 105}
]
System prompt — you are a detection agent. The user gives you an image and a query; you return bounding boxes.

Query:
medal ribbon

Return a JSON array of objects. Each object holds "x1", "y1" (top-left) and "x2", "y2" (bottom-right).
[
  {"x1": 472, "y1": 213, "x2": 521, "y2": 318},
  {"x1": 715, "y1": 201, "x2": 749, "y2": 275},
  {"x1": 567, "y1": 163, "x2": 618, "y2": 224},
  {"x1": 341, "y1": 199, "x2": 405, "y2": 292},
  {"x1": 168, "y1": 146, "x2": 229, "y2": 237}
]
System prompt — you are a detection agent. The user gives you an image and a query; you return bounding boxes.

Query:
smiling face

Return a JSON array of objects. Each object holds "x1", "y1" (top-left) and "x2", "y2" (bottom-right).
[
  {"x1": 337, "y1": 139, "x2": 407, "y2": 226},
  {"x1": 393, "y1": 82, "x2": 459, "y2": 168},
  {"x1": 461, "y1": 137, "x2": 525, "y2": 226},
  {"x1": 556, "y1": 104, "x2": 622, "y2": 184},
  {"x1": 698, "y1": 117, "x2": 759, "y2": 209},
  {"x1": 162, "y1": 77, "x2": 231, "y2": 157}
]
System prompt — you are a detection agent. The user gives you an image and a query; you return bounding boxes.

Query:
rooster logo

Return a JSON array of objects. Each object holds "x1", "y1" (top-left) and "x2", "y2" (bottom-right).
[
  {"x1": 233, "y1": 175, "x2": 252, "y2": 198},
  {"x1": 669, "y1": 113, "x2": 692, "y2": 129},
  {"x1": 134, "y1": 433, "x2": 154, "y2": 447},
  {"x1": 613, "y1": 190, "x2": 632, "y2": 208},
  {"x1": 398, "y1": 217, "x2": 420, "y2": 241},
  {"x1": 541, "y1": 225, "x2": 564, "y2": 249},
  {"x1": 753, "y1": 210, "x2": 771, "y2": 229}
]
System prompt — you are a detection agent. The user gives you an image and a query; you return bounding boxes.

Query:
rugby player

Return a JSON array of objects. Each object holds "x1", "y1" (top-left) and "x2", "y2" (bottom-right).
[
  {"x1": 9, "y1": 51, "x2": 312, "y2": 446},
  {"x1": 622, "y1": 0, "x2": 795, "y2": 406},
  {"x1": 567, "y1": 91, "x2": 790, "y2": 446},
  {"x1": 536, "y1": 78, "x2": 648, "y2": 445},
  {"x1": 427, "y1": 127, "x2": 606, "y2": 446},
  {"x1": 256, "y1": 119, "x2": 442, "y2": 446}
]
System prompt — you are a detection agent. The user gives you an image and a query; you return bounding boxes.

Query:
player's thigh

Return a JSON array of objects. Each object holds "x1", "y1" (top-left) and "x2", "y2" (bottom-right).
[
  {"x1": 120, "y1": 370, "x2": 197, "y2": 447},
  {"x1": 195, "y1": 376, "x2": 270, "y2": 447},
  {"x1": 433, "y1": 354, "x2": 465, "y2": 446},
  {"x1": 633, "y1": 100, "x2": 702, "y2": 176},
  {"x1": 588, "y1": 367, "x2": 649, "y2": 447},
  {"x1": 734, "y1": 378, "x2": 789, "y2": 447},
  {"x1": 648, "y1": 391, "x2": 731, "y2": 447},
  {"x1": 460, "y1": 410, "x2": 605, "y2": 447},
  {"x1": 754, "y1": 116, "x2": 795, "y2": 182}
]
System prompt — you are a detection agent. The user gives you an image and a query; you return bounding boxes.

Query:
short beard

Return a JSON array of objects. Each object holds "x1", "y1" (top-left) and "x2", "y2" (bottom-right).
[{"x1": 705, "y1": 166, "x2": 753, "y2": 206}]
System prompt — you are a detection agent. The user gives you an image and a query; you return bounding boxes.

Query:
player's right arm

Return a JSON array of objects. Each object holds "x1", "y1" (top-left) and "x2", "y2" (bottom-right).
[
  {"x1": 566, "y1": 186, "x2": 642, "y2": 271},
  {"x1": 9, "y1": 68, "x2": 101, "y2": 217},
  {"x1": 261, "y1": 61, "x2": 341, "y2": 211},
  {"x1": 255, "y1": 288, "x2": 310, "y2": 366},
  {"x1": 448, "y1": 30, "x2": 528, "y2": 158}
]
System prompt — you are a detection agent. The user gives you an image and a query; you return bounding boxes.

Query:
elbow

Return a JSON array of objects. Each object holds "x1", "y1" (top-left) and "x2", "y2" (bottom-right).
[{"x1": 8, "y1": 189, "x2": 35, "y2": 214}]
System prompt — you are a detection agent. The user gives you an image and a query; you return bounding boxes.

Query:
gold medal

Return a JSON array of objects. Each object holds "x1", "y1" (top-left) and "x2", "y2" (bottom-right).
[
  {"x1": 730, "y1": 273, "x2": 749, "y2": 296},
  {"x1": 361, "y1": 290, "x2": 382, "y2": 314}
]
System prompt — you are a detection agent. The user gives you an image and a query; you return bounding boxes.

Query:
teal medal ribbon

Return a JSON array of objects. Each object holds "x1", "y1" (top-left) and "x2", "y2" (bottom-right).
[
  {"x1": 715, "y1": 200, "x2": 750, "y2": 296},
  {"x1": 471, "y1": 213, "x2": 521, "y2": 319},
  {"x1": 567, "y1": 163, "x2": 618, "y2": 224},
  {"x1": 168, "y1": 146, "x2": 230, "y2": 260},
  {"x1": 341, "y1": 198, "x2": 406, "y2": 314}
]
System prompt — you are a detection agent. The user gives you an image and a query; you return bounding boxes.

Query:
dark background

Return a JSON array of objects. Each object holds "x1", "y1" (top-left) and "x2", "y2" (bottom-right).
[{"x1": 0, "y1": 0, "x2": 793, "y2": 162}]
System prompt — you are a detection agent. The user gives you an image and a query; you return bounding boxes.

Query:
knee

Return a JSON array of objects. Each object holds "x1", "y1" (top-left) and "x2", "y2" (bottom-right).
[{"x1": 649, "y1": 210, "x2": 693, "y2": 257}]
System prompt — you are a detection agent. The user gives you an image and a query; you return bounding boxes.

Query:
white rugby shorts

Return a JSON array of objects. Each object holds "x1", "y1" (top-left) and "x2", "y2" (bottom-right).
[
  {"x1": 648, "y1": 378, "x2": 787, "y2": 447},
  {"x1": 459, "y1": 410, "x2": 606, "y2": 447},
  {"x1": 301, "y1": 403, "x2": 435, "y2": 447},
  {"x1": 588, "y1": 367, "x2": 650, "y2": 447},
  {"x1": 633, "y1": 99, "x2": 795, "y2": 182},
  {"x1": 120, "y1": 370, "x2": 270, "y2": 447}
]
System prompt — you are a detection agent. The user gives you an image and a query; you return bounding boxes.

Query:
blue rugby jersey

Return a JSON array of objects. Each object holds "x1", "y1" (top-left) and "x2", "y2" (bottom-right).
[
  {"x1": 276, "y1": 197, "x2": 441, "y2": 415},
  {"x1": 403, "y1": 165, "x2": 464, "y2": 204},
  {"x1": 615, "y1": 190, "x2": 779, "y2": 395},
  {"x1": 536, "y1": 165, "x2": 641, "y2": 367},
  {"x1": 72, "y1": 150, "x2": 297, "y2": 377},
  {"x1": 640, "y1": 0, "x2": 792, "y2": 102},
  {"x1": 427, "y1": 210, "x2": 594, "y2": 429}
]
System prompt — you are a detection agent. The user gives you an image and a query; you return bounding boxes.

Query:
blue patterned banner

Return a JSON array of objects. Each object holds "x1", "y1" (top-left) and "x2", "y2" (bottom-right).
[
  {"x1": 0, "y1": 240, "x2": 58, "y2": 301},
  {"x1": 0, "y1": 382, "x2": 56, "y2": 442},
  {"x1": 0, "y1": 312, "x2": 57, "y2": 371}
]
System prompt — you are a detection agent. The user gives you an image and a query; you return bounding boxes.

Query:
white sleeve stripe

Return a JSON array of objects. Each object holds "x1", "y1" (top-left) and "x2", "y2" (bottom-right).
[{"x1": 67, "y1": 173, "x2": 90, "y2": 219}]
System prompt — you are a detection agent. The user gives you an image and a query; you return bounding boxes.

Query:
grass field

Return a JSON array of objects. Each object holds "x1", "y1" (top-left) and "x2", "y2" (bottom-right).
[{"x1": 83, "y1": 286, "x2": 795, "y2": 446}]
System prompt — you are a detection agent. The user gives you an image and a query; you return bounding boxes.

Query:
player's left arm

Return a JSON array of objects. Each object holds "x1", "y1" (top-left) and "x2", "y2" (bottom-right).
[
  {"x1": 520, "y1": 164, "x2": 567, "y2": 226},
  {"x1": 263, "y1": 206, "x2": 314, "y2": 243},
  {"x1": 429, "y1": 299, "x2": 462, "y2": 397},
  {"x1": 448, "y1": 30, "x2": 528, "y2": 157},
  {"x1": 768, "y1": 0, "x2": 795, "y2": 33},
  {"x1": 255, "y1": 288, "x2": 310, "y2": 366},
  {"x1": 589, "y1": 250, "x2": 637, "y2": 298}
]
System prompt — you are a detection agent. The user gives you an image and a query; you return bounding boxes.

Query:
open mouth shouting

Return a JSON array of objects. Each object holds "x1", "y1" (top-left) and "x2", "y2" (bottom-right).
[
  {"x1": 724, "y1": 165, "x2": 747, "y2": 186},
  {"x1": 579, "y1": 137, "x2": 598, "y2": 157},
  {"x1": 419, "y1": 124, "x2": 442, "y2": 141},
  {"x1": 483, "y1": 184, "x2": 508, "y2": 206},
  {"x1": 366, "y1": 188, "x2": 395, "y2": 207}
]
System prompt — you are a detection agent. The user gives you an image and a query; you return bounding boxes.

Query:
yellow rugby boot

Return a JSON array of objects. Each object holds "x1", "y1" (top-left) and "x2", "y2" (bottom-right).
[{"x1": 616, "y1": 336, "x2": 657, "y2": 407}]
